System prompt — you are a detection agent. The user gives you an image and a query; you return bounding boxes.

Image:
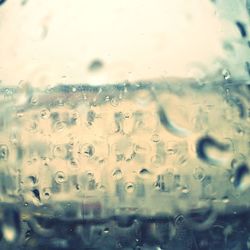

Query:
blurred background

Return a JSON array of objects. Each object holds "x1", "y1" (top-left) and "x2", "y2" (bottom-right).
[{"x1": 0, "y1": 0, "x2": 249, "y2": 87}]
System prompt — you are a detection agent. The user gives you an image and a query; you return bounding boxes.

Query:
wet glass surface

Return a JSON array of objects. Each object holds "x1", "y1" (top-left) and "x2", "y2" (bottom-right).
[
  {"x1": 0, "y1": 81, "x2": 249, "y2": 249},
  {"x1": 0, "y1": 0, "x2": 250, "y2": 249}
]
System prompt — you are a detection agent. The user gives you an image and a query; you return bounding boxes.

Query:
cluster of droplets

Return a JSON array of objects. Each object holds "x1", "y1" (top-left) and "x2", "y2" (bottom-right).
[{"x1": 0, "y1": 80, "x2": 248, "y2": 249}]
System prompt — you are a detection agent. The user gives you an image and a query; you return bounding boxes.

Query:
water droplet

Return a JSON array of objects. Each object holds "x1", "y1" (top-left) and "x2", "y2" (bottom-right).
[
  {"x1": 82, "y1": 144, "x2": 95, "y2": 158},
  {"x1": 234, "y1": 163, "x2": 250, "y2": 191},
  {"x1": 40, "y1": 109, "x2": 50, "y2": 119},
  {"x1": 32, "y1": 189, "x2": 41, "y2": 202},
  {"x1": 175, "y1": 214, "x2": 185, "y2": 226},
  {"x1": 139, "y1": 168, "x2": 151, "y2": 178},
  {"x1": 87, "y1": 110, "x2": 96, "y2": 125},
  {"x1": 105, "y1": 96, "x2": 110, "y2": 102},
  {"x1": 158, "y1": 105, "x2": 190, "y2": 137},
  {"x1": 69, "y1": 158, "x2": 79, "y2": 168},
  {"x1": 99, "y1": 184, "x2": 106, "y2": 192},
  {"x1": 196, "y1": 136, "x2": 230, "y2": 166},
  {"x1": 181, "y1": 186, "x2": 190, "y2": 194},
  {"x1": 151, "y1": 134, "x2": 160, "y2": 143},
  {"x1": 53, "y1": 145, "x2": 67, "y2": 158},
  {"x1": 231, "y1": 159, "x2": 237, "y2": 169},
  {"x1": 54, "y1": 121, "x2": 66, "y2": 131},
  {"x1": 222, "y1": 196, "x2": 230, "y2": 203},
  {"x1": 112, "y1": 168, "x2": 123, "y2": 180},
  {"x1": 0, "y1": 144, "x2": 9, "y2": 160},
  {"x1": 55, "y1": 171, "x2": 67, "y2": 184},
  {"x1": 230, "y1": 175, "x2": 235, "y2": 184},
  {"x1": 30, "y1": 96, "x2": 38, "y2": 105},
  {"x1": 16, "y1": 110, "x2": 24, "y2": 118},
  {"x1": 236, "y1": 126, "x2": 245, "y2": 136},
  {"x1": 236, "y1": 21, "x2": 247, "y2": 38},
  {"x1": 222, "y1": 69, "x2": 231, "y2": 80},
  {"x1": 2, "y1": 225, "x2": 17, "y2": 242},
  {"x1": 193, "y1": 167, "x2": 205, "y2": 181},
  {"x1": 88, "y1": 59, "x2": 103, "y2": 71},
  {"x1": 0, "y1": 0, "x2": 7, "y2": 6},
  {"x1": 42, "y1": 188, "x2": 51, "y2": 200},
  {"x1": 110, "y1": 97, "x2": 119, "y2": 107},
  {"x1": 9, "y1": 133, "x2": 19, "y2": 145},
  {"x1": 2, "y1": 208, "x2": 20, "y2": 243},
  {"x1": 231, "y1": 155, "x2": 246, "y2": 169},
  {"x1": 28, "y1": 175, "x2": 38, "y2": 185},
  {"x1": 71, "y1": 112, "x2": 79, "y2": 123},
  {"x1": 125, "y1": 182, "x2": 135, "y2": 193}
]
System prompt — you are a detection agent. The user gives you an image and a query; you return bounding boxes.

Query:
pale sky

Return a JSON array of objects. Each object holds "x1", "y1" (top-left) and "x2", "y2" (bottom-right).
[{"x1": 0, "y1": 0, "x2": 249, "y2": 86}]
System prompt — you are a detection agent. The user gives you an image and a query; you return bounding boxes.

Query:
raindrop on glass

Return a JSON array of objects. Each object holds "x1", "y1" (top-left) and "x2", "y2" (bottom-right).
[
  {"x1": 125, "y1": 183, "x2": 135, "y2": 193},
  {"x1": 55, "y1": 171, "x2": 67, "y2": 184},
  {"x1": 112, "y1": 168, "x2": 123, "y2": 180}
]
